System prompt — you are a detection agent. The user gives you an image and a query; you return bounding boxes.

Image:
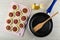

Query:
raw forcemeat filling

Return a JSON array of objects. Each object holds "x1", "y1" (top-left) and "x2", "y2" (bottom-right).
[{"x1": 5, "y1": 2, "x2": 31, "y2": 36}]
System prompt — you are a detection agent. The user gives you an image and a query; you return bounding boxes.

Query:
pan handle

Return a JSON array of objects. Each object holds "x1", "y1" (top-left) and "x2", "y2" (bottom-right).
[{"x1": 46, "y1": 0, "x2": 57, "y2": 13}]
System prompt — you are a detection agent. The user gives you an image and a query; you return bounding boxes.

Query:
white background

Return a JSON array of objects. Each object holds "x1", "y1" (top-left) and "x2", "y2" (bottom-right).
[{"x1": 0, "y1": 0, "x2": 60, "y2": 40}]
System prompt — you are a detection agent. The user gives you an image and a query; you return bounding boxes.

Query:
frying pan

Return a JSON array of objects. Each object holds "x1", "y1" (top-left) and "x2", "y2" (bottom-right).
[{"x1": 29, "y1": 0, "x2": 57, "y2": 37}]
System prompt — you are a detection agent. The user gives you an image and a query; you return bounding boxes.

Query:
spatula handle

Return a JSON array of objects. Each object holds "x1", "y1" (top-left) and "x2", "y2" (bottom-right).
[{"x1": 44, "y1": 12, "x2": 58, "y2": 24}]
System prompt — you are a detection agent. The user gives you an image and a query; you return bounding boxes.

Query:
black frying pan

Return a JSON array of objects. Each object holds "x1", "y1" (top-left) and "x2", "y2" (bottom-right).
[
  {"x1": 29, "y1": 12, "x2": 53, "y2": 37},
  {"x1": 29, "y1": 0, "x2": 57, "y2": 37}
]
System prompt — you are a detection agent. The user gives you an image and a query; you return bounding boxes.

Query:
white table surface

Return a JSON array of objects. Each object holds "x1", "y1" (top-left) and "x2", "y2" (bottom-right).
[{"x1": 0, "y1": 0, "x2": 60, "y2": 40}]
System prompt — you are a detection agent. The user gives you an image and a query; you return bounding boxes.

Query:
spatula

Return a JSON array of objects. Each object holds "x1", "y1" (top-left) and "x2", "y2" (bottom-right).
[{"x1": 33, "y1": 12, "x2": 58, "y2": 32}]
